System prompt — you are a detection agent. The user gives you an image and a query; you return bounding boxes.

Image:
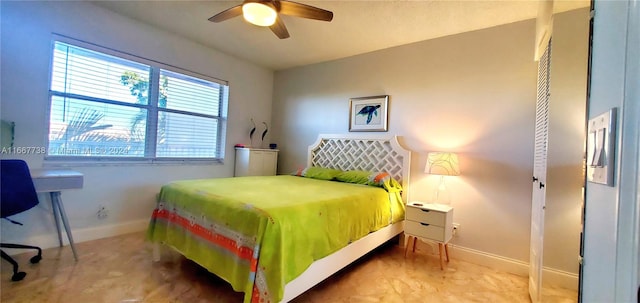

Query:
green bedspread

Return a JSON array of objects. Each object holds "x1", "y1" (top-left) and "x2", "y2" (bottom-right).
[{"x1": 147, "y1": 175, "x2": 404, "y2": 303}]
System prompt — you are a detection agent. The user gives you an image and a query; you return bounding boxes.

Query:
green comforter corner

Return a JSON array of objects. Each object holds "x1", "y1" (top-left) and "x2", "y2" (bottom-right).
[{"x1": 147, "y1": 175, "x2": 404, "y2": 303}]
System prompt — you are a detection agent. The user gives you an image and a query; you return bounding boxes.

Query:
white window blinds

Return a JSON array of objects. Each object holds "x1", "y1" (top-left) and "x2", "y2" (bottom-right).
[{"x1": 47, "y1": 39, "x2": 228, "y2": 161}]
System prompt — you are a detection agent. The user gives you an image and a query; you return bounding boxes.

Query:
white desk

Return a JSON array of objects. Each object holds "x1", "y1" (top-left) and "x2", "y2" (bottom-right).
[{"x1": 30, "y1": 169, "x2": 83, "y2": 261}]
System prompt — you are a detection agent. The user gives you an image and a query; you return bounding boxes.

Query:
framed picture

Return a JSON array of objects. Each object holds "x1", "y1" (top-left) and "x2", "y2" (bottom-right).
[
  {"x1": 349, "y1": 95, "x2": 389, "y2": 132},
  {"x1": 586, "y1": 107, "x2": 617, "y2": 186}
]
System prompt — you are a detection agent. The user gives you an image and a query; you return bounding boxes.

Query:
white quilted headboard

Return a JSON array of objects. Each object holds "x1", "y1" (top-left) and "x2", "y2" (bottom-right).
[{"x1": 307, "y1": 134, "x2": 411, "y2": 202}]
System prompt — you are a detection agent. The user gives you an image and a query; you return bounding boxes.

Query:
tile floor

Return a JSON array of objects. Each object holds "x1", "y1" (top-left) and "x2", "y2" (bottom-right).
[{"x1": 0, "y1": 232, "x2": 576, "y2": 303}]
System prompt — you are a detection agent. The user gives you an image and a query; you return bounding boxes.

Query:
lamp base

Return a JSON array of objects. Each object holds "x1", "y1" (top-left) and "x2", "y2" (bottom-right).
[{"x1": 432, "y1": 176, "x2": 452, "y2": 205}]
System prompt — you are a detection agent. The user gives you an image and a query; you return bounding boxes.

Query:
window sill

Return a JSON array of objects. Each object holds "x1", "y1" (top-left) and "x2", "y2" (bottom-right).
[{"x1": 43, "y1": 157, "x2": 224, "y2": 167}]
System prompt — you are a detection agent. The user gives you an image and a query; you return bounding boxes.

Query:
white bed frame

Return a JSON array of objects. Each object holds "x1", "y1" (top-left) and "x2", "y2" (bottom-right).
[
  {"x1": 151, "y1": 134, "x2": 412, "y2": 302},
  {"x1": 281, "y1": 134, "x2": 411, "y2": 302}
]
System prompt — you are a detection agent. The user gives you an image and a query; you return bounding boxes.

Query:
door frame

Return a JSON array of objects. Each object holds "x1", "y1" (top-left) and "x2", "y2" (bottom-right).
[{"x1": 613, "y1": 0, "x2": 640, "y2": 301}]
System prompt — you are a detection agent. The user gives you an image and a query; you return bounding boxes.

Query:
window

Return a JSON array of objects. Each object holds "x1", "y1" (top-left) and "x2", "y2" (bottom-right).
[{"x1": 47, "y1": 38, "x2": 228, "y2": 162}]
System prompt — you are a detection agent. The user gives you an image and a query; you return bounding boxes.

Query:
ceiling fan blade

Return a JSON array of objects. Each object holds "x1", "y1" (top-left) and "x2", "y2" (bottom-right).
[
  {"x1": 208, "y1": 5, "x2": 243, "y2": 23},
  {"x1": 278, "y1": 0, "x2": 333, "y2": 22},
  {"x1": 269, "y1": 17, "x2": 290, "y2": 39}
]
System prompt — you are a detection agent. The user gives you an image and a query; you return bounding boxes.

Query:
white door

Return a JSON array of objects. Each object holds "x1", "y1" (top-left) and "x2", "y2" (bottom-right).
[{"x1": 529, "y1": 39, "x2": 552, "y2": 303}]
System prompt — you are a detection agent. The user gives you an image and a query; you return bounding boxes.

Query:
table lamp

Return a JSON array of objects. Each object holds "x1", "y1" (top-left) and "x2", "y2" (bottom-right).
[{"x1": 425, "y1": 152, "x2": 460, "y2": 204}]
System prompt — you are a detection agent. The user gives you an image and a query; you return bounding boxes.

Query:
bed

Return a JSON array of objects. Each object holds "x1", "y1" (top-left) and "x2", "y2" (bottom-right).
[{"x1": 147, "y1": 134, "x2": 411, "y2": 303}]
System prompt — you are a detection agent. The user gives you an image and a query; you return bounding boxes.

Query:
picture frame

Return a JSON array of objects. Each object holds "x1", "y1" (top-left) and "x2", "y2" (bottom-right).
[
  {"x1": 349, "y1": 95, "x2": 389, "y2": 132},
  {"x1": 586, "y1": 107, "x2": 617, "y2": 186}
]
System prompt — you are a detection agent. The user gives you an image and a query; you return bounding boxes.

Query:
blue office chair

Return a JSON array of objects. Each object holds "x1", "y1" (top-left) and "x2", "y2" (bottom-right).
[{"x1": 1, "y1": 159, "x2": 42, "y2": 281}]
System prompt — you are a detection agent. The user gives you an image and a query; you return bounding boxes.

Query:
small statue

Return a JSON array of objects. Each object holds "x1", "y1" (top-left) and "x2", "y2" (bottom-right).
[
  {"x1": 261, "y1": 122, "x2": 268, "y2": 147},
  {"x1": 249, "y1": 119, "x2": 256, "y2": 147}
]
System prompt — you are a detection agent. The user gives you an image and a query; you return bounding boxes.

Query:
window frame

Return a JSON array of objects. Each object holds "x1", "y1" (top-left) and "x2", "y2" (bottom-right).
[{"x1": 45, "y1": 35, "x2": 229, "y2": 165}]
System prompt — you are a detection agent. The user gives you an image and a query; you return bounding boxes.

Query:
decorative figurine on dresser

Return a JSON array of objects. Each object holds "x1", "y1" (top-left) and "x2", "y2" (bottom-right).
[{"x1": 235, "y1": 119, "x2": 278, "y2": 177}]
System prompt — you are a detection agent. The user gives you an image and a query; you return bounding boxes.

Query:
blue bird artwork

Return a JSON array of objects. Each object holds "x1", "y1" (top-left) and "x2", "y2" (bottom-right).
[{"x1": 357, "y1": 104, "x2": 381, "y2": 124}]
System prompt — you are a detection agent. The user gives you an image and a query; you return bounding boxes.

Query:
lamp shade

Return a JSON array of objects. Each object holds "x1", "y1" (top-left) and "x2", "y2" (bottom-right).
[
  {"x1": 425, "y1": 152, "x2": 460, "y2": 176},
  {"x1": 242, "y1": 2, "x2": 277, "y2": 26}
]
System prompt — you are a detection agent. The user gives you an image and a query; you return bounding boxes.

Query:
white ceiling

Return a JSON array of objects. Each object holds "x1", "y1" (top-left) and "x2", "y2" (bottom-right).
[{"x1": 93, "y1": 0, "x2": 588, "y2": 71}]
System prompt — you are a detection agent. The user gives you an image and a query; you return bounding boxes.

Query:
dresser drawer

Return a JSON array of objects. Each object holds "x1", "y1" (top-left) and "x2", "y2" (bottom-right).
[
  {"x1": 405, "y1": 221, "x2": 446, "y2": 242},
  {"x1": 406, "y1": 206, "x2": 447, "y2": 226}
]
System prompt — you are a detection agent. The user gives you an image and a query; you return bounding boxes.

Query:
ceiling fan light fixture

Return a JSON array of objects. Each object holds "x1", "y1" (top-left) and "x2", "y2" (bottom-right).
[{"x1": 242, "y1": 2, "x2": 277, "y2": 27}]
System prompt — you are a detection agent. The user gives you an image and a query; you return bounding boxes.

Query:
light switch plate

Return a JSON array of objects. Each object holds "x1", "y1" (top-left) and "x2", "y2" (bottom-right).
[{"x1": 586, "y1": 108, "x2": 617, "y2": 186}]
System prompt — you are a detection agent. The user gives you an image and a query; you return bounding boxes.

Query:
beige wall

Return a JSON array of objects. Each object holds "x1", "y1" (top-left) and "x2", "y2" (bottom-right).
[
  {"x1": 273, "y1": 18, "x2": 539, "y2": 263},
  {"x1": 273, "y1": 10, "x2": 588, "y2": 275},
  {"x1": 0, "y1": 2, "x2": 273, "y2": 246},
  {"x1": 0, "y1": 0, "x2": 589, "y2": 281}
]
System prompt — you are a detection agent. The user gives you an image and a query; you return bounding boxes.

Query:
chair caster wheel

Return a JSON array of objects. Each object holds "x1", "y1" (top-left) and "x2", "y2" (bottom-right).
[
  {"x1": 11, "y1": 271, "x2": 26, "y2": 281},
  {"x1": 30, "y1": 255, "x2": 42, "y2": 264}
]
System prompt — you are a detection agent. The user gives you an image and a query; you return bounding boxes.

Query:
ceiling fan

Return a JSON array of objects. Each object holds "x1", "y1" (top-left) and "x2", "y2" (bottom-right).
[{"x1": 208, "y1": 0, "x2": 333, "y2": 39}]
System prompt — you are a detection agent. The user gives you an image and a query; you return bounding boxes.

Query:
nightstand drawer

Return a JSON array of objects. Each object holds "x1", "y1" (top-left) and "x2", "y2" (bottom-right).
[
  {"x1": 405, "y1": 221, "x2": 446, "y2": 242},
  {"x1": 406, "y1": 206, "x2": 446, "y2": 226}
]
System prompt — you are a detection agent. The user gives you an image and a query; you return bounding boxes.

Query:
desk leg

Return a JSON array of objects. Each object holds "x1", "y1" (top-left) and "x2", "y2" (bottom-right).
[
  {"x1": 51, "y1": 192, "x2": 79, "y2": 261},
  {"x1": 50, "y1": 193, "x2": 64, "y2": 247}
]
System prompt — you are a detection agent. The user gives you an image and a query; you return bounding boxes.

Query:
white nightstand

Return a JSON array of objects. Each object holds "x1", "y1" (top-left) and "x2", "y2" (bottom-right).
[{"x1": 404, "y1": 202, "x2": 453, "y2": 270}]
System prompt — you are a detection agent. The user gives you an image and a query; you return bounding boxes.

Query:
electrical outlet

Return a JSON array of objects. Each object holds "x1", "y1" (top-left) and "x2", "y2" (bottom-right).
[
  {"x1": 453, "y1": 223, "x2": 460, "y2": 235},
  {"x1": 97, "y1": 205, "x2": 108, "y2": 219}
]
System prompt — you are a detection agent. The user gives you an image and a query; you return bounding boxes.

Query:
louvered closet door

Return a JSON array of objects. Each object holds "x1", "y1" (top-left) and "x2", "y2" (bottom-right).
[{"x1": 529, "y1": 39, "x2": 551, "y2": 303}]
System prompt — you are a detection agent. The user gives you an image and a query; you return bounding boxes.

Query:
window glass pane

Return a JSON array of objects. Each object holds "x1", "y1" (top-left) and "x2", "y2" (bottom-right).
[
  {"x1": 156, "y1": 111, "x2": 218, "y2": 158},
  {"x1": 159, "y1": 69, "x2": 221, "y2": 116},
  {"x1": 47, "y1": 38, "x2": 228, "y2": 162},
  {"x1": 48, "y1": 96, "x2": 146, "y2": 157},
  {"x1": 51, "y1": 42, "x2": 150, "y2": 105}
]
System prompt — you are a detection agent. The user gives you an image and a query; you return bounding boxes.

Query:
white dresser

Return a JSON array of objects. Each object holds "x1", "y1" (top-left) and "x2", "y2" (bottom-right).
[
  {"x1": 404, "y1": 202, "x2": 453, "y2": 269},
  {"x1": 234, "y1": 148, "x2": 278, "y2": 176}
]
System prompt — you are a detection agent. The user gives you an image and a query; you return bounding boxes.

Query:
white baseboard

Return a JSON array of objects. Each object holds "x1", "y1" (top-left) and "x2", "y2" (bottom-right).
[
  {"x1": 4, "y1": 219, "x2": 149, "y2": 255},
  {"x1": 448, "y1": 244, "x2": 529, "y2": 276},
  {"x1": 73, "y1": 219, "x2": 149, "y2": 243},
  {"x1": 541, "y1": 266, "x2": 579, "y2": 290},
  {"x1": 449, "y1": 244, "x2": 578, "y2": 290}
]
